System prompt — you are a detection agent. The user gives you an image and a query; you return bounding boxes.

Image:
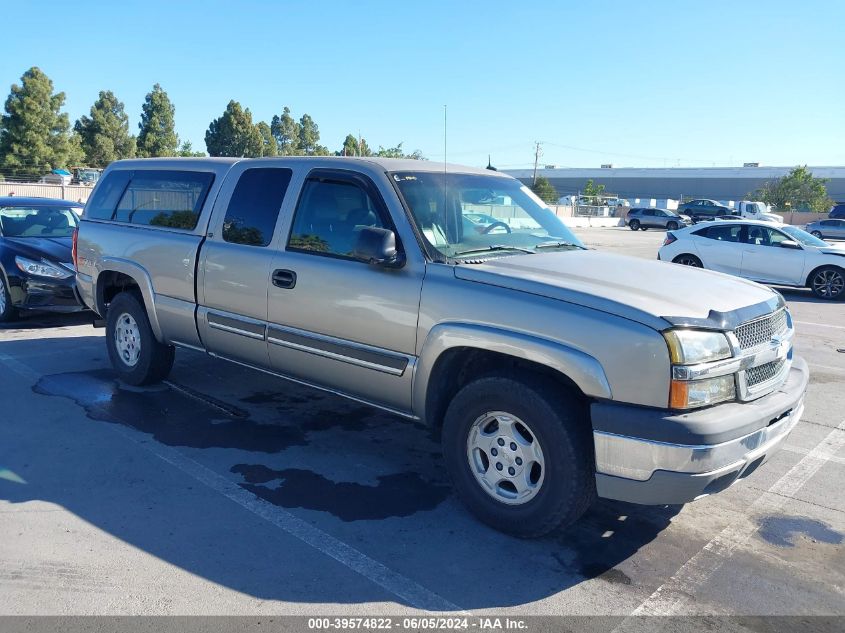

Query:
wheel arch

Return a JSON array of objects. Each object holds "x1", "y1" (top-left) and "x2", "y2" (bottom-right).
[
  {"x1": 805, "y1": 262, "x2": 845, "y2": 288},
  {"x1": 414, "y1": 323, "x2": 612, "y2": 433},
  {"x1": 94, "y1": 258, "x2": 163, "y2": 341}
]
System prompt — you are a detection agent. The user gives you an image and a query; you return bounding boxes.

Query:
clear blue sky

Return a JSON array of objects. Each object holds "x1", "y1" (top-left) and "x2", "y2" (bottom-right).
[{"x1": 1, "y1": 0, "x2": 842, "y2": 168}]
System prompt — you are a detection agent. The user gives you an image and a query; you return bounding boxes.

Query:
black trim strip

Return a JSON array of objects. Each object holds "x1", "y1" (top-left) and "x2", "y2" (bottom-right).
[{"x1": 267, "y1": 325, "x2": 408, "y2": 374}]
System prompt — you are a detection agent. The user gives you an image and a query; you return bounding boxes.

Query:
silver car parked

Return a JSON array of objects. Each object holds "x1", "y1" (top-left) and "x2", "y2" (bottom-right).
[
  {"x1": 805, "y1": 218, "x2": 845, "y2": 240},
  {"x1": 627, "y1": 207, "x2": 691, "y2": 231}
]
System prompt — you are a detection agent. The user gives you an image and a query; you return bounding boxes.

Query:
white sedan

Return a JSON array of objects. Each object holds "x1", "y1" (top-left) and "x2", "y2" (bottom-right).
[{"x1": 658, "y1": 219, "x2": 845, "y2": 300}]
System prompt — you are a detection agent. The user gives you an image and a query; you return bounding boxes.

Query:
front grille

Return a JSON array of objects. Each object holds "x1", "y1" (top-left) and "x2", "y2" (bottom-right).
[
  {"x1": 733, "y1": 309, "x2": 788, "y2": 350},
  {"x1": 746, "y1": 357, "x2": 787, "y2": 387}
]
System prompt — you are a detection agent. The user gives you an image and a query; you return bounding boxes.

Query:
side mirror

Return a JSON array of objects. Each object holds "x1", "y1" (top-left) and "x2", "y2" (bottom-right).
[
  {"x1": 352, "y1": 227, "x2": 406, "y2": 268},
  {"x1": 779, "y1": 239, "x2": 802, "y2": 250}
]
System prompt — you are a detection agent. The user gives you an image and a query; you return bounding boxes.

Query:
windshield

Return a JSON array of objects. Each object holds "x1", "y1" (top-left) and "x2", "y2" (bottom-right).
[
  {"x1": 0, "y1": 205, "x2": 80, "y2": 238},
  {"x1": 781, "y1": 224, "x2": 828, "y2": 247},
  {"x1": 392, "y1": 172, "x2": 583, "y2": 259}
]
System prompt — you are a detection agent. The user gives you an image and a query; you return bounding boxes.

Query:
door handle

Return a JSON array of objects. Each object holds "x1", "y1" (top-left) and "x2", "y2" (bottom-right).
[{"x1": 271, "y1": 269, "x2": 297, "y2": 289}]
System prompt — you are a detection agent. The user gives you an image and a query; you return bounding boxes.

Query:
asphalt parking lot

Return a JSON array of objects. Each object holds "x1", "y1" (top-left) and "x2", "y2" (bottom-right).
[{"x1": 1, "y1": 226, "x2": 843, "y2": 625}]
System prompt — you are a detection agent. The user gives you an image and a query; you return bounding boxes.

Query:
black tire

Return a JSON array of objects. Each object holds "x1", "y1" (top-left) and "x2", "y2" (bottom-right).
[
  {"x1": 441, "y1": 374, "x2": 595, "y2": 538},
  {"x1": 811, "y1": 231, "x2": 823, "y2": 238},
  {"x1": 106, "y1": 291, "x2": 175, "y2": 385},
  {"x1": 0, "y1": 270, "x2": 18, "y2": 323},
  {"x1": 629, "y1": 219, "x2": 640, "y2": 231},
  {"x1": 673, "y1": 254, "x2": 703, "y2": 267},
  {"x1": 809, "y1": 266, "x2": 845, "y2": 300},
  {"x1": 667, "y1": 221, "x2": 679, "y2": 231},
  {"x1": 641, "y1": 226, "x2": 648, "y2": 231}
]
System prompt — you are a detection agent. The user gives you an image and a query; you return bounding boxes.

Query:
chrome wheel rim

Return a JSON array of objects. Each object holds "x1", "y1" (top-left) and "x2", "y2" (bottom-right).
[
  {"x1": 114, "y1": 312, "x2": 142, "y2": 367},
  {"x1": 0, "y1": 277, "x2": 6, "y2": 314},
  {"x1": 676, "y1": 256, "x2": 701, "y2": 267},
  {"x1": 466, "y1": 411, "x2": 545, "y2": 505},
  {"x1": 813, "y1": 269, "x2": 844, "y2": 298}
]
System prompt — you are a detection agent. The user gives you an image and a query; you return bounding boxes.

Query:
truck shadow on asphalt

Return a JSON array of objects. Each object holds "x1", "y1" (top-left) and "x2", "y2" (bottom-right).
[
  {"x1": 0, "y1": 310, "x2": 92, "y2": 331},
  {"x1": 0, "y1": 334, "x2": 681, "y2": 610}
]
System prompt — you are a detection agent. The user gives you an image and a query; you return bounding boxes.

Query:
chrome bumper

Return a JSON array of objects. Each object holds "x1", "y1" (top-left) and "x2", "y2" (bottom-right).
[{"x1": 593, "y1": 358, "x2": 808, "y2": 505}]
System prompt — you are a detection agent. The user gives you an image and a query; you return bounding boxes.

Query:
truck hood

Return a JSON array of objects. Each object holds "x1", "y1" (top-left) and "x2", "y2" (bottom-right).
[{"x1": 453, "y1": 250, "x2": 779, "y2": 330}]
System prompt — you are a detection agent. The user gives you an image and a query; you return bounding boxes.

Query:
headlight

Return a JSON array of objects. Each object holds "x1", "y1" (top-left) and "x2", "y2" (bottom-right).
[
  {"x1": 15, "y1": 256, "x2": 73, "y2": 279},
  {"x1": 664, "y1": 329, "x2": 732, "y2": 364},
  {"x1": 670, "y1": 375, "x2": 736, "y2": 409}
]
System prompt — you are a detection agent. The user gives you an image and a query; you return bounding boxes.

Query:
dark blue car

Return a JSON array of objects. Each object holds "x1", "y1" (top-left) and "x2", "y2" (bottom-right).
[{"x1": 0, "y1": 196, "x2": 86, "y2": 321}]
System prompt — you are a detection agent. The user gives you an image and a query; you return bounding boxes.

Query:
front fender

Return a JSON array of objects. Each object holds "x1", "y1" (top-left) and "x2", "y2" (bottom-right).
[
  {"x1": 413, "y1": 322, "x2": 612, "y2": 421},
  {"x1": 94, "y1": 257, "x2": 163, "y2": 341}
]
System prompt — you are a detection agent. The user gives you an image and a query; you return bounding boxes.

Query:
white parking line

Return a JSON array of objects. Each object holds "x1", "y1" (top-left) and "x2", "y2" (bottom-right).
[
  {"x1": 0, "y1": 353, "x2": 462, "y2": 613},
  {"x1": 794, "y1": 320, "x2": 845, "y2": 331},
  {"x1": 615, "y1": 418, "x2": 845, "y2": 621},
  {"x1": 810, "y1": 362, "x2": 845, "y2": 373}
]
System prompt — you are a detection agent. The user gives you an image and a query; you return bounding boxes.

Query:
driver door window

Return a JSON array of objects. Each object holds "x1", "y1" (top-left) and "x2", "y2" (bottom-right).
[{"x1": 288, "y1": 179, "x2": 385, "y2": 258}]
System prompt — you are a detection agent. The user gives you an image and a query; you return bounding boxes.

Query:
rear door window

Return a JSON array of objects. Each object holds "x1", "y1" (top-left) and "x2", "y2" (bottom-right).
[
  {"x1": 222, "y1": 168, "x2": 293, "y2": 246},
  {"x1": 699, "y1": 224, "x2": 743, "y2": 242},
  {"x1": 86, "y1": 169, "x2": 215, "y2": 229}
]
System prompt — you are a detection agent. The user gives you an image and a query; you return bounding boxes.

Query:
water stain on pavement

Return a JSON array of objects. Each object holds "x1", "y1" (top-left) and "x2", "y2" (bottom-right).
[
  {"x1": 757, "y1": 515, "x2": 843, "y2": 548},
  {"x1": 33, "y1": 370, "x2": 308, "y2": 452},
  {"x1": 231, "y1": 464, "x2": 451, "y2": 521}
]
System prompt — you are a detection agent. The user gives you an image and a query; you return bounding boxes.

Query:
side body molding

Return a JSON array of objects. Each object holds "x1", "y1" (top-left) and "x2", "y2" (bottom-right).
[
  {"x1": 94, "y1": 257, "x2": 164, "y2": 341},
  {"x1": 413, "y1": 322, "x2": 612, "y2": 422}
]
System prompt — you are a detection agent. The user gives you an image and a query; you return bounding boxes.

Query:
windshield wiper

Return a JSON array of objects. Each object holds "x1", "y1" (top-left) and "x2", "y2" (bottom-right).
[
  {"x1": 534, "y1": 240, "x2": 587, "y2": 251},
  {"x1": 453, "y1": 244, "x2": 536, "y2": 257}
]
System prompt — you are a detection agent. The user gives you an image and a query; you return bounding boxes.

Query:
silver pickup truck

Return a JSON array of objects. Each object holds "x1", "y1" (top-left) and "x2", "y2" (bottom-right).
[{"x1": 75, "y1": 157, "x2": 808, "y2": 537}]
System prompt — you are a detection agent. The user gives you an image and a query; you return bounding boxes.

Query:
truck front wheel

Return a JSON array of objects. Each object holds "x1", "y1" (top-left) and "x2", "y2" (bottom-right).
[
  {"x1": 441, "y1": 375, "x2": 595, "y2": 538},
  {"x1": 106, "y1": 291, "x2": 175, "y2": 385}
]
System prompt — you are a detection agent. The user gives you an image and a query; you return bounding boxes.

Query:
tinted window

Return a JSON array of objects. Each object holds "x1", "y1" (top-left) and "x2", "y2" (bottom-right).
[
  {"x1": 288, "y1": 178, "x2": 385, "y2": 257},
  {"x1": 85, "y1": 170, "x2": 131, "y2": 220},
  {"x1": 222, "y1": 168, "x2": 292, "y2": 246},
  {"x1": 820, "y1": 220, "x2": 834, "y2": 226},
  {"x1": 744, "y1": 226, "x2": 791, "y2": 247},
  {"x1": 643, "y1": 209, "x2": 655, "y2": 216},
  {"x1": 696, "y1": 224, "x2": 743, "y2": 241},
  {"x1": 111, "y1": 170, "x2": 214, "y2": 229}
]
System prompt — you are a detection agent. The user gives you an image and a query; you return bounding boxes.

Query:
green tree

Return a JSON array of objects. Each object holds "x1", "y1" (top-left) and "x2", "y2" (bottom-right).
[
  {"x1": 74, "y1": 90, "x2": 136, "y2": 167},
  {"x1": 270, "y1": 106, "x2": 301, "y2": 155},
  {"x1": 256, "y1": 121, "x2": 277, "y2": 157},
  {"x1": 137, "y1": 84, "x2": 178, "y2": 158},
  {"x1": 205, "y1": 100, "x2": 263, "y2": 157},
  {"x1": 176, "y1": 140, "x2": 206, "y2": 157},
  {"x1": 298, "y1": 113, "x2": 321, "y2": 155},
  {"x1": 340, "y1": 134, "x2": 358, "y2": 156},
  {"x1": 0, "y1": 67, "x2": 82, "y2": 178},
  {"x1": 752, "y1": 166, "x2": 833, "y2": 212},
  {"x1": 531, "y1": 176, "x2": 559, "y2": 204},
  {"x1": 375, "y1": 142, "x2": 424, "y2": 159},
  {"x1": 582, "y1": 179, "x2": 606, "y2": 205},
  {"x1": 338, "y1": 134, "x2": 373, "y2": 157}
]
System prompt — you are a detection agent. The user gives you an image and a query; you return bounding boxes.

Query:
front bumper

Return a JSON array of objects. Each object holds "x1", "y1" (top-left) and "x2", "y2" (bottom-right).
[
  {"x1": 592, "y1": 356, "x2": 808, "y2": 505},
  {"x1": 12, "y1": 276, "x2": 85, "y2": 313}
]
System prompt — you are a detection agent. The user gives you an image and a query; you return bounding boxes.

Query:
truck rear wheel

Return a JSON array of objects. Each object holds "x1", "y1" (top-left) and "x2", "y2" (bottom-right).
[
  {"x1": 106, "y1": 291, "x2": 175, "y2": 385},
  {"x1": 441, "y1": 374, "x2": 595, "y2": 538}
]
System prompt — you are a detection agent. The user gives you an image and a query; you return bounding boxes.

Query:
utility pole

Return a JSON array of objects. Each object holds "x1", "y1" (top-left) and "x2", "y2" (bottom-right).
[{"x1": 532, "y1": 141, "x2": 542, "y2": 186}]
